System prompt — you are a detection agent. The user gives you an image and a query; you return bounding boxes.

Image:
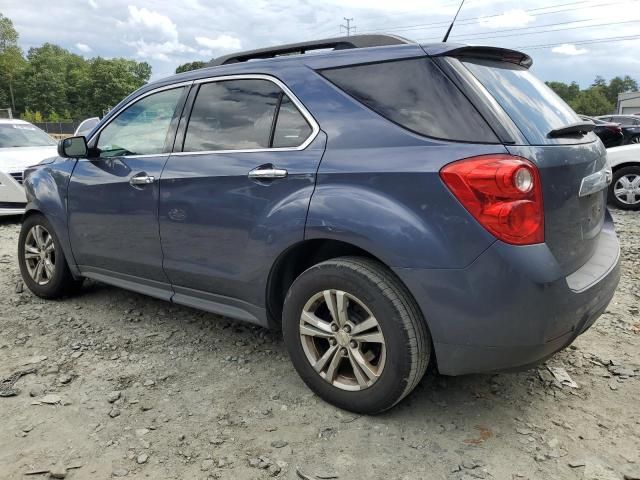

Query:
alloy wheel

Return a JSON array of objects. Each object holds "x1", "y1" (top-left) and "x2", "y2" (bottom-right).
[
  {"x1": 613, "y1": 174, "x2": 640, "y2": 205},
  {"x1": 23, "y1": 225, "x2": 56, "y2": 285},
  {"x1": 299, "y1": 289, "x2": 386, "y2": 391}
]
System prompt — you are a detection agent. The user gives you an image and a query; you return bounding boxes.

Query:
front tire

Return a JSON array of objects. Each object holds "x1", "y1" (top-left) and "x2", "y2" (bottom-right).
[
  {"x1": 609, "y1": 166, "x2": 640, "y2": 210},
  {"x1": 282, "y1": 256, "x2": 430, "y2": 414},
  {"x1": 18, "y1": 214, "x2": 82, "y2": 298}
]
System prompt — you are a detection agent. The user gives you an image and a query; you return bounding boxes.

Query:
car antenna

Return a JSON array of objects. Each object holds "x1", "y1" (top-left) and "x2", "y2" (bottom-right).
[{"x1": 442, "y1": 0, "x2": 466, "y2": 42}]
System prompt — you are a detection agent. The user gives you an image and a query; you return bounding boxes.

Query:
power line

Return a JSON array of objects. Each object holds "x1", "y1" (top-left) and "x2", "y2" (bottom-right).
[
  {"x1": 517, "y1": 34, "x2": 640, "y2": 50},
  {"x1": 417, "y1": 19, "x2": 640, "y2": 42},
  {"x1": 358, "y1": 0, "x2": 633, "y2": 34},
  {"x1": 340, "y1": 17, "x2": 356, "y2": 36}
]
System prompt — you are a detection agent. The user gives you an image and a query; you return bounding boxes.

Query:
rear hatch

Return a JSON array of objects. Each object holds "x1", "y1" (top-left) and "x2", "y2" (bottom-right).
[{"x1": 442, "y1": 52, "x2": 609, "y2": 275}]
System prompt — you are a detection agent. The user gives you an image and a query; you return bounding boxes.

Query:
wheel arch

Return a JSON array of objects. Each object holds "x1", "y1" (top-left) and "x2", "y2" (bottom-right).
[{"x1": 265, "y1": 238, "x2": 433, "y2": 343}]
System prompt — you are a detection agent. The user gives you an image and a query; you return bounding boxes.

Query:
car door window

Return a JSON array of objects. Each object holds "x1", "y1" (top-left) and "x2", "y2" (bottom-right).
[
  {"x1": 97, "y1": 87, "x2": 185, "y2": 157},
  {"x1": 272, "y1": 95, "x2": 312, "y2": 148},
  {"x1": 184, "y1": 79, "x2": 281, "y2": 151}
]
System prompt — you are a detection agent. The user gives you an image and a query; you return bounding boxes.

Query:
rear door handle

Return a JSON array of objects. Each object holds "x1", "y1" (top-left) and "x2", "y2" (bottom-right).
[
  {"x1": 248, "y1": 166, "x2": 288, "y2": 180},
  {"x1": 129, "y1": 174, "x2": 155, "y2": 186}
]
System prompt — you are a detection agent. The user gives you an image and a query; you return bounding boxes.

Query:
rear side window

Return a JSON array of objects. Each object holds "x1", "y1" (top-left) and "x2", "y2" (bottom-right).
[
  {"x1": 461, "y1": 59, "x2": 581, "y2": 145},
  {"x1": 272, "y1": 96, "x2": 312, "y2": 148},
  {"x1": 320, "y1": 58, "x2": 498, "y2": 143},
  {"x1": 184, "y1": 79, "x2": 280, "y2": 151}
]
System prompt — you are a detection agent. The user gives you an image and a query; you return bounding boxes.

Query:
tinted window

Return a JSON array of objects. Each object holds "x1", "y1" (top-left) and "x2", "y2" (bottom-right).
[
  {"x1": 184, "y1": 79, "x2": 280, "y2": 151},
  {"x1": 321, "y1": 58, "x2": 498, "y2": 143},
  {"x1": 273, "y1": 96, "x2": 312, "y2": 148},
  {"x1": 462, "y1": 59, "x2": 581, "y2": 145},
  {"x1": 97, "y1": 87, "x2": 184, "y2": 157},
  {"x1": 0, "y1": 123, "x2": 56, "y2": 148}
]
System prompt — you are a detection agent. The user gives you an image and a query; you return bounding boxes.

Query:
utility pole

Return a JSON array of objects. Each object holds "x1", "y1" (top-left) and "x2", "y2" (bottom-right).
[{"x1": 340, "y1": 17, "x2": 355, "y2": 36}]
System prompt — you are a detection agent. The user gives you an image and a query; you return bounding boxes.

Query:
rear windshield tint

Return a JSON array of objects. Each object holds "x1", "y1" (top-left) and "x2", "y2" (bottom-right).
[
  {"x1": 320, "y1": 58, "x2": 498, "y2": 143},
  {"x1": 461, "y1": 59, "x2": 581, "y2": 145}
]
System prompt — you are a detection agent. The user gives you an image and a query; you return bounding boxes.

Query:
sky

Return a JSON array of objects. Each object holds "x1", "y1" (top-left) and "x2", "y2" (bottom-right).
[{"x1": 1, "y1": 0, "x2": 639, "y2": 87}]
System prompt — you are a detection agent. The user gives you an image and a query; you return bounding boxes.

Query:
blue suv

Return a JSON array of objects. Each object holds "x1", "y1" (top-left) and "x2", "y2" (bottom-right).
[{"x1": 18, "y1": 35, "x2": 620, "y2": 413}]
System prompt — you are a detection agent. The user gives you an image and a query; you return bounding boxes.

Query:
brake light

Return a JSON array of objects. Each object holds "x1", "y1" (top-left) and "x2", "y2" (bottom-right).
[
  {"x1": 440, "y1": 155, "x2": 544, "y2": 245},
  {"x1": 604, "y1": 125, "x2": 622, "y2": 134}
]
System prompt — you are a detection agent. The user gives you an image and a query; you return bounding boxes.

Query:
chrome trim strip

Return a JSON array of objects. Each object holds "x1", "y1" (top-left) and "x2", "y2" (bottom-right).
[
  {"x1": 176, "y1": 74, "x2": 319, "y2": 155},
  {"x1": 87, "y1": 74, "x2": 319, "y2": 158},
  {"x1": 579, "y1": 165, "x2": 613, "y2": 197}
]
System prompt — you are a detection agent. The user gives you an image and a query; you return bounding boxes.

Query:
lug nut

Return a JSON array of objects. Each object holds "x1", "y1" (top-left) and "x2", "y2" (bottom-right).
[
  {"x1": 341, "y1": 348, "x2": 348, "y2": 355},
  {"x1": 350, "y1": 340, "x2": 358, "y2": 348},
  {"x1": 329, "y1": 338, "x2": 337, "y2": 346},
  {"x1": 331, "y1": 324, "x2": 339, "y2": 332},
  {"x1": 343, "y1": 324, "x2": 351, "y2": 333}
]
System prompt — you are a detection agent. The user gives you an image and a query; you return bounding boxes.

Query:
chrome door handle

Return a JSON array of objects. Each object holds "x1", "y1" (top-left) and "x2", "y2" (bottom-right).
[
  {"x1": 248, "y1": 166, "x2": 288, "y2": 180},
  {"x1": 129, "y1": 174, "x2": 155, "y2": 186}
]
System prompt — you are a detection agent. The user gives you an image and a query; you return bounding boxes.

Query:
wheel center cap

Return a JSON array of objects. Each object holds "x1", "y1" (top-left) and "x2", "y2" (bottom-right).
[{"x1": 335, "y1": 330, "x2": 350, "y2": 347}]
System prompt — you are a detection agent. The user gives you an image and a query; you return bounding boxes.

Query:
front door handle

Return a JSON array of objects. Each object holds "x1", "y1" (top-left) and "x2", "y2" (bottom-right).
[
  {"x1": 130, "y1": 174, "x2": 155, "y2": 186},
  {"x1": 248, "y1": 166, "x2": 288, "y2": 180}
]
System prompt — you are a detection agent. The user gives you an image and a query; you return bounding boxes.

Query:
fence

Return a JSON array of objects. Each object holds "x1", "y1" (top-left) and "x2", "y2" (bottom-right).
[{"x1": 33, "y1": 121, "x2": 82, "y2": 135}]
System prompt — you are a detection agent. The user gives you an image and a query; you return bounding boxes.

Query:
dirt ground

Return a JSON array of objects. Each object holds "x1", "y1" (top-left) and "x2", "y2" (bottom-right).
[{"x1": 0, "y1": 210, "x2": 638, "y2": 480}]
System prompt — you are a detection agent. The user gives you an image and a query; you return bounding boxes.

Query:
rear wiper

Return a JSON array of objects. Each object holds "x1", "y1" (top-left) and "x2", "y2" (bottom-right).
[{"x1": 547, "y1": 121, "x2": 595, "y2": 138}]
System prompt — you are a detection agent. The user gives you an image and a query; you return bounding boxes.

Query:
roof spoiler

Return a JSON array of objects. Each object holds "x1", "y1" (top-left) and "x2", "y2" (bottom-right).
[
  {"x1": 208, "y1": 34, "x2": 414, "y2": 66},
  {"x1": 427, "y1": 45, "x2": 533, "y2": 68}
]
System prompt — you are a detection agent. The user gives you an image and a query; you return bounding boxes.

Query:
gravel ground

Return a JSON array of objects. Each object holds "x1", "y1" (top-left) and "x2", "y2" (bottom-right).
[{"x1": 0, "y1": 210, "x2": 638, "y2": 480}]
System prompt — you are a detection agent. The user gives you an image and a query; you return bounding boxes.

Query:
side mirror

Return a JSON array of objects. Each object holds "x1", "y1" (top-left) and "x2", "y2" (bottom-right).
[{"x1": 58, "y1": 136, "x2": 88, "y2": 158}]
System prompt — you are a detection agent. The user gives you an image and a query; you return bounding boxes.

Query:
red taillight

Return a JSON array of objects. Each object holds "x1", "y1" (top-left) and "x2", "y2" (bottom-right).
[{"x1": 440, "y1": 155, "x2": 544, "y2": 245}]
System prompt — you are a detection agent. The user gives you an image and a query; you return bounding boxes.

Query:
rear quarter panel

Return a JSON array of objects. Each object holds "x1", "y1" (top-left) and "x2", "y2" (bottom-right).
[{"x1": 294, "y1": 66, "x2": 506, "y2": 269}]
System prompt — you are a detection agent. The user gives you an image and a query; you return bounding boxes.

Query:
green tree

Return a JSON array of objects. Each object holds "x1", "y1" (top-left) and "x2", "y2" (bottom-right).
[
  {"x1": 0, "y1": 13, "x2": 26, "y2": 113},
  {"x1": 79, "y1": 57, "x2": 151, "y2": 117},
  {"x1": 570, "y1": 88, "x2": 613, "y2": 116},
  {"x1": 605, "y1": 75, "x2": 638, "y2": 106},
  {"x1": 175, "y1": 61, "x2": 206, "y2": 74},
  {"x1": 21, "y1": 43, "x2": 80, "y2": 118}
]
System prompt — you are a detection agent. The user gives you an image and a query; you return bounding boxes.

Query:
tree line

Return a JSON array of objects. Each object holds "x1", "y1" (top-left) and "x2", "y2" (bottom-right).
[
  {"x1": 0, "y1": 13, "x2": 151, "y2": 122},
  {"x1": 545, "y1": 76, "x2": 638, "y2": 117},
  {"x1": 3, "y1": 11, "x2": 639, "y2": 122}
]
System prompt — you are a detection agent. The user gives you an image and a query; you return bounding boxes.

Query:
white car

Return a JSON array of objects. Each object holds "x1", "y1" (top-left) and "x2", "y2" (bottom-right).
[
  {"x1": 607, "y1": 143, "x2": 640, "y2": 210},
  {"x1": 0, "y1": 119, "x2": 58, "y2": 216}
]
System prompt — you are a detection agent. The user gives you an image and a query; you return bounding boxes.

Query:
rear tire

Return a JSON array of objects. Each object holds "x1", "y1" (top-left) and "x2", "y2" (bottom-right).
[
  {"x1": 282, "y1": 256, "x2": 430, "y2": 414},
  {"x1": 18, "y1": 214, "x2": 83, "y2": 298},
  {"x1": 608, "y1": 166, "x2": 640, "y2": 210}
]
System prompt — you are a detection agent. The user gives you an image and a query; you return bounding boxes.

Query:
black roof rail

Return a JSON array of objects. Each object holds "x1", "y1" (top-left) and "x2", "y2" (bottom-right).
[{"x1": 208, "y1": 34, "x2": 414, "y2": 66}]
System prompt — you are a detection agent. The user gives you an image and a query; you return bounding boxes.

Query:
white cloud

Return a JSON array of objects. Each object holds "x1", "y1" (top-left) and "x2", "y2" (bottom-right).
[
  {"x1": 76, "y1": 42, "x2": 92, "y2": 53},
  {"x1": 551, "y1": 44, "x2": 589, "y2": 56},
  {"x1": 88, "y1": 0, "x2": 98, "y2": 8},
  {"x1": 121, "y1": 5, "x2": 178, "y2": 41},
  {"x1": 126, "y1": 39, "x2": 194, "y2": 62},
  {"x1": 478, "y1": 9, "x2": 534, "y2": 28},
  {"x1": 195, "y1": 35, "x2": 241, "y2": 51}
]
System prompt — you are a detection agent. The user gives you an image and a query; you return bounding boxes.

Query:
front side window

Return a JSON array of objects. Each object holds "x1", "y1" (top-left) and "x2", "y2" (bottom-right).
[{"x1": 97, "y1": 87, "x2": 184, "y2": 157}]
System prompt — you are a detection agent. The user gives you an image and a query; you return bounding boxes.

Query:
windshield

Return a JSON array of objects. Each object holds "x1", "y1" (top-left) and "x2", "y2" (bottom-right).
[
  {"x1": 0, "y1": 123, "x2": 56, "y2": 148},
  {"x1": 461, "y1": 58, "x2": 582, "y2": 145}
]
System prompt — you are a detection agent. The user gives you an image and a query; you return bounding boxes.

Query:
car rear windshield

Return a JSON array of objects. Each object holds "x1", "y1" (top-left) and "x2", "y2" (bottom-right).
[
  {"x1": 0, "y1": 123, "x2": 56, "y2": 148},
  {"x1": 320, "y1": 58, "x2": 499, "y2": 143},
  {"x1": 460, "y1": 58, "x2": 582, "y2": 145}
]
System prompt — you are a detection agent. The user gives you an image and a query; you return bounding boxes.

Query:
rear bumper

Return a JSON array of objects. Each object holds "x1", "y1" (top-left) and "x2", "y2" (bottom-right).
[{"x1": 394, "y1": 214, "x2": 620, "y2": 375}]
